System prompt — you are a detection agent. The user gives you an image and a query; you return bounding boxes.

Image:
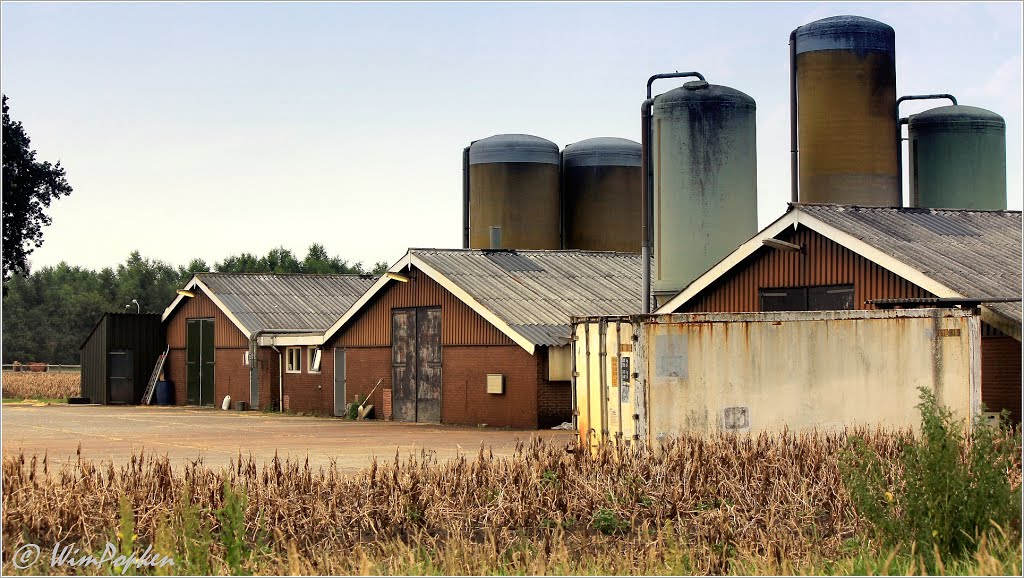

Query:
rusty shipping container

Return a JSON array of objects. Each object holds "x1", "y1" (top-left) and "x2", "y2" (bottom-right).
[{"x1": 572, "y1": 309, "x2": 980, "y2": 448}]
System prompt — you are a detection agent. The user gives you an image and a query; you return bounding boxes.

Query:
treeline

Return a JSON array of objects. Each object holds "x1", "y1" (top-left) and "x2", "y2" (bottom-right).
[{"x1": 2, "y1": 245, "x2": 388, "y2": 364}]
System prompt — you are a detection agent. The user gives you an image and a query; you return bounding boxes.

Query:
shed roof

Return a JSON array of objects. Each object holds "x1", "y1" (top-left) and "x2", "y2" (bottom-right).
[
  {"x1": 325, "y1": 249, "x2": 643, "y2": 352},
  {"x1": 656, "y1": 204, "x2": 1022, "y2": 339},
  {"x1": 162, "y1": 273, "x2": 377, "y2": 337}
]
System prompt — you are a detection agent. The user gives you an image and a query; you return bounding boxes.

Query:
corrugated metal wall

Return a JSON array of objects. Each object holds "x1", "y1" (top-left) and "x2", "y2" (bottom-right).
[
  {"x1": 682, "y1": 227, "x2": 934, "y2": 312},
  {"x1": 165, "y1": 289, "x2": 249, "y2": 348},
  {"x1": 79, "y1": 316, "x2": 109, "y2": 404},
  {"x1": 109, "y1": 314, "x2": 165, "y2": 404},
  {"x1": 331, "y1": 269, "x2": 514, "y2": 347}
]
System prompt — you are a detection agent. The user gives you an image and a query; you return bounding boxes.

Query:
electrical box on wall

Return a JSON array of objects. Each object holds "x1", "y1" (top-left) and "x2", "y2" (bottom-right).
[{"x1": 486, "y1": 373, "x2": 504, "y2": 394}]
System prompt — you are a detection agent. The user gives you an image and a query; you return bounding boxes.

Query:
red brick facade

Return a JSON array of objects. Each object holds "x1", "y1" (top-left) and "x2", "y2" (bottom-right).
[
  {"x1": 981, "y1": 335, "x2": 1022, "y2": 423},
  {"x1": 537, "y1": 346, "x2": 572, "y2": 429}
]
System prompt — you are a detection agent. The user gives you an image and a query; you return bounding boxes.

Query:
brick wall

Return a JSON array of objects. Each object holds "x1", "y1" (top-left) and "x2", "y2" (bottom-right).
[
  {"x1": 441, "y1": 345, "x2": 539, "y2": 429},
  {"x1": 279, "y1": 347, "x2": 333, "y2": 415},
  {"x1": 332, "y1": 347, "x2": 391, "y2": 417},
  {"x1": 981, "y1": 335, "x2": 1022, "y2": 423},
  {"x1": 536, "y1": 346, "x2": 572, "y2": 429}
]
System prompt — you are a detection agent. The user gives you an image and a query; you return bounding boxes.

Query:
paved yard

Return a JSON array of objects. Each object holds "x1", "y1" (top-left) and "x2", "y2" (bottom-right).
[{"x1": 1, "y1": 404, "x2": 572, "y2": 473}]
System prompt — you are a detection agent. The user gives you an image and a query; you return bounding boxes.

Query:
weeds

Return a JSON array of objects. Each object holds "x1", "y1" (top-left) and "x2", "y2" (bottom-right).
[{"x1": 841, "y1": 388, "x2": 1022, "y2": 572}]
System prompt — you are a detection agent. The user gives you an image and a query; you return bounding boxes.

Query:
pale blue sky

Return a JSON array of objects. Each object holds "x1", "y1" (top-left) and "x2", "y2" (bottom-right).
[{"x1": 2, "y1": 2, "x2": 1021, "y2": 271}]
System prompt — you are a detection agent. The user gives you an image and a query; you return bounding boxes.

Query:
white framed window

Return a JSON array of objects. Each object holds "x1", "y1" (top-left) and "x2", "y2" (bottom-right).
[
  {"x1": 285, "y1": 347, "x2": 302, "y2": 373},
  {"x1": 243, "y1": 351, "x2": 250, "y2": 366},
  {"x1": 308, "y1": 347, "x2": 322, "y2": 374}
]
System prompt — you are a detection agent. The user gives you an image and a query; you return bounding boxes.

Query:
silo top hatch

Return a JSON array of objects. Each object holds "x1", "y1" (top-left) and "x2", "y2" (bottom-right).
[
  {"x1": 653, "y1": 81, "x2": 756, "y2": 110},
  {"x1": 795, "y1": 15, "x2": 895, "y2": 55},
  {"x1": 469, "y1": 134, "x2": 560, "y2": 165},
  {"x1": 910, "y1": 105, "x2": 1005, "y2": 132},
  {"x1": 563, "y1": 137, "x2": 641, "y2": 168}
]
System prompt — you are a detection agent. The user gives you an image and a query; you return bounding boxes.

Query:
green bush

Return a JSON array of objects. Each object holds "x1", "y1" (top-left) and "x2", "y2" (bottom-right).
[
  {"x1": 842, "y1": 387, "x2": 1021, "y2": 570},
  {"x1": 346, "y1": 394, "x2": 366, "y2": 420},
  {"x1": 591, "y1": 508, "x2": 628, "y2": 535}
]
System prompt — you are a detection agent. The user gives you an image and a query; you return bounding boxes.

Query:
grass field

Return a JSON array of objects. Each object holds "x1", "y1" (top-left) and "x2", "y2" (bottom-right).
[
  {"x1": 3, "y1": 423, "x2": 1020, "y2": 576},
  {"x1": 1, "y1": 372, "x2": 79, "y2": 402}
]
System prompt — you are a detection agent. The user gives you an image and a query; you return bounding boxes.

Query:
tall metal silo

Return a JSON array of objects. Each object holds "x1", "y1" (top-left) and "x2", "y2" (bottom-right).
[
  {"x1": 651, "y1": 80, "x2": 757, "y2": 302},
  {"x1": 562, "y1": 137, "x2": 642, "y2": 252},
  {"x1": 466, "y1": 134, "x2": 561, "y2": 249},
  {"x1": 908, "y1": 105, "x2": 1007, "y2": 210},
  {"x1": 792, "y1": 15, "x2": 900, "y2": 206}
]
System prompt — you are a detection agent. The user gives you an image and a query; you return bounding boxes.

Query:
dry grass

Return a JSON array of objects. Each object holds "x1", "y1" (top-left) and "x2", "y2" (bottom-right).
[
  {"x1": 3, "y1": 428, "x2": 1019, "y2": 575},
  {"x1": 1, "y1": 372, "x2": 79, "y2": 401}
]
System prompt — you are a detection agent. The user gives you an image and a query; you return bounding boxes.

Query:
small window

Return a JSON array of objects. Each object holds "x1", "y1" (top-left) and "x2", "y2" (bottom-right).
[
  {"x1": 308, "y1": 347, "x2": 322, "y2": 373},
  {"x1": 243, "y1": 351, "x2": 250, "y2": 366},
  {"x1": 285, "y1": 347, "x2": 302, "y2": 373}
]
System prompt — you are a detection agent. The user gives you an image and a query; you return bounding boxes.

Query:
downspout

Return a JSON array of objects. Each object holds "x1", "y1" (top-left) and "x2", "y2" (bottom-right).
[
  {"x1": 895, "y1": 94, "x2": 957, "y2": 206},
  {"x1": 462, "y1": 145, "x2": 471, "y2": 248},
  {"x1": 641, "y1": 71, "x2": 706, "y2": 313},
  {"x1": 790, "y1": 28, "x2": 799, "y2": 203}
]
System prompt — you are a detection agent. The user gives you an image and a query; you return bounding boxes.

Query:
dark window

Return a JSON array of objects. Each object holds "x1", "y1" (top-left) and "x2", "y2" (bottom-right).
[{"x1": 759, "y1": 284, "x2": 854, "y2": 312}]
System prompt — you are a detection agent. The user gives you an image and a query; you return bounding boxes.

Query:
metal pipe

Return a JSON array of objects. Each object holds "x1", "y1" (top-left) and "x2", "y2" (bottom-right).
[
  {"x1": 462, "y1": 145, "x2": 471, "y2": 248},
  {"x1": 789, "y1": 28, "x2": 799, "y2": 203},
  {"x1": 895, "y1": 94, "x2": 958, "y2": 206},
  {"x1": 559, "y1": 148, "x2": 565, "y2": 249},
  {"x1": 641, "y1": 71, "x2": 705, "y2": 313}
]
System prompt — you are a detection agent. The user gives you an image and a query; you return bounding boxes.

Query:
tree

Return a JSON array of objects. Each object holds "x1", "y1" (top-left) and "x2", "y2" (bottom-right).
[{"x1": 2, "y1": 94, "x2": 73, "y2": 291}]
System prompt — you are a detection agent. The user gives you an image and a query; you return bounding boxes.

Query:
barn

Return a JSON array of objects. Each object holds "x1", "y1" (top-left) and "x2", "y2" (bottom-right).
[
  {"x1": 656, "y1": 204, "x2": 1022, "y2": 422},
  {"x1": 318, "y1": 248, "x2": 642, "y2": 429},
  {"x1": 79, "y1": 313, "x2": 165, "y2": 404},
  {"x1": 160, "y1": 273, "x2": 376, "y2": 411}
]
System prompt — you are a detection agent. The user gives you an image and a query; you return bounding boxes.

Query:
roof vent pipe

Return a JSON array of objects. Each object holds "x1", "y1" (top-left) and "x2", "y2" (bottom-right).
[
  {"x1": 489, "y1": 226, "x2": 502, "y2": 250},
  {"x1": 895, "y1": 94, "x2": 957, "y2": 206},
  {"x1": 641, "y1": 71, "x2": 706, "y2": 313}
]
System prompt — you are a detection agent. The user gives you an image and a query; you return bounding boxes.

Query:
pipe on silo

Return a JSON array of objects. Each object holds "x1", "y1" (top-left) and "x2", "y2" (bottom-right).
[
  {"x1": 640, "y1": 71, "x2": 706, "y2": 313},
  {"x1": 894, "y1": 94, "x2": 957, "y2": 206},
  {"x1": 789, "y1": 29, "x2": 798, "y2": 204},
  {"x1": 462, "y1": 145, "x2": 471, "y2": 248}
]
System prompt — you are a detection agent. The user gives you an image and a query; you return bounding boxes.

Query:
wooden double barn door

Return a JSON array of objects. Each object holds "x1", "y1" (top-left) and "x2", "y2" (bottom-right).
[
  {"x1": 391, "y1": 307, "x2": 442, "y2": 423},
  {"x1": 186, "y1": 318, "x2": 215, "y2": 406}
]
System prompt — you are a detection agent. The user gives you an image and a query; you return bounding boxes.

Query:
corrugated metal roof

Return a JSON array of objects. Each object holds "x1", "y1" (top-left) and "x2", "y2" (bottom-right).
[
  {"x1": 796, "y1": 204, "x2": 1022, "y2": 325},
  {"x1": 196, "y1": 273, "x2": 377, "y2": 333},
  {"x1": 411, "y1": 249, "x2": 643, "y2": 346}
]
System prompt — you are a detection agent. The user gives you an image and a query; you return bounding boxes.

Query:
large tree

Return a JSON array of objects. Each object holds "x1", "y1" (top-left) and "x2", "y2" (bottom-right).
[{"x1": 2, "y1": 94, "x2": 73, "y2": 291}]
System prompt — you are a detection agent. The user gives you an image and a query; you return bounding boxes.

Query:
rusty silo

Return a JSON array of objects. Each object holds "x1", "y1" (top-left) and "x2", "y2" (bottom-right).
[
  {"x1": 908, "y1": 105, "x2": 1007, "y2": 210},
  {"x1": 562, "y1": 137, "x2": 642, "y2": 252},
  {"x1": 464, "y1": 134, "x2": 561, "y2": 250},
  {"x1": 791, "y1": 15, "x2": 900, "y2": 206},
  {"x1": 650, "y1": 80, "x2": 758, "y2": 303}
]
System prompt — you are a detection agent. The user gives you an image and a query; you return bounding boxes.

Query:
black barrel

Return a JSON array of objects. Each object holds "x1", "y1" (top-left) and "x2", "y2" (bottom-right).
[{"x1": 155, "y1": 380, "x2": 175, "y2": 406}]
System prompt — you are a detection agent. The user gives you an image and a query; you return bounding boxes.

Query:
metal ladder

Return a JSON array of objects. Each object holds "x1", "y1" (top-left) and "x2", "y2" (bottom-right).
[{"x1": 141, "y1": 346, "x2": 170, "y2": 405}]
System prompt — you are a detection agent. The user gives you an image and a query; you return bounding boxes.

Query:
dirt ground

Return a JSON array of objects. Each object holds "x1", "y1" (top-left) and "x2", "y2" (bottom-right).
[{"x1": 1, "y1": 404, "x2": 573, "y2": 474}]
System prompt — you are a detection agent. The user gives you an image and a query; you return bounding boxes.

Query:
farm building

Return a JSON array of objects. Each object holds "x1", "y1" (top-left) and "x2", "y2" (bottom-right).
[
  {"x1": 655, "y1": 204, "x2": 1022, "y2": 422},
  {"x1": 161, "y1": 273, "x2": 376, "y2": 410},
  {"x1": 318, "y1": 248, "x2": 643, "y2": 429},
  {"x1": 79, "y1": 313, "x2": 165, "y2": 404}
]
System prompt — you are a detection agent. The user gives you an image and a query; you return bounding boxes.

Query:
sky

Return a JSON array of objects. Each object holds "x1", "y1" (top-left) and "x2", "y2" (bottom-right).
[{"x1": 2, "y1": 1, "x2": 1021, "y2": 272}]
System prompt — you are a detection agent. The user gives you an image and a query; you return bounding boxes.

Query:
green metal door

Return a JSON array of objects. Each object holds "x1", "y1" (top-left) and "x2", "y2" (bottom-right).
[
  {"x1": 186, "y1": 318, "x2": 215, "y2": 406},
  {"x1": 200, "y1": 319, "x2": 215, "y2": 406}
]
